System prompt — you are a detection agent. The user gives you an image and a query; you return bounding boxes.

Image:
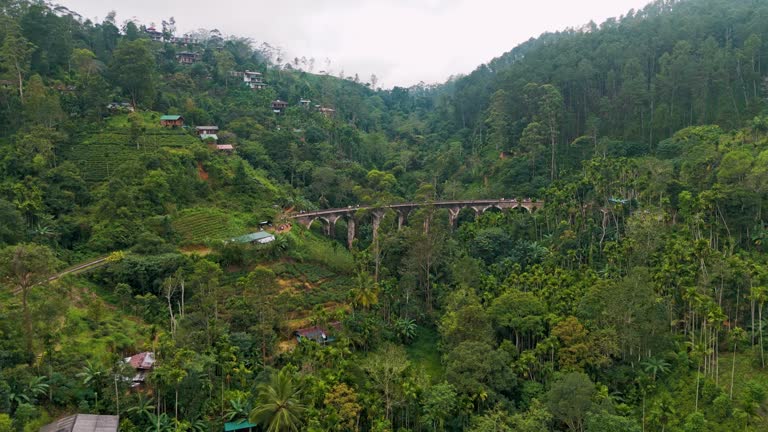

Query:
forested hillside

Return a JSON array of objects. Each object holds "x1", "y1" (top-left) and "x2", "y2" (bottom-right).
[{"x1": 3, "y1": 0, "x2": 768, "y2": 431}]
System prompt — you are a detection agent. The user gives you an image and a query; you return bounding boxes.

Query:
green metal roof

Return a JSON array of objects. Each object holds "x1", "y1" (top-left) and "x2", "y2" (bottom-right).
[
  {"x1": 160, "y1": 115, "x2": 183, "y2": 121},
  {"x1": 224, "y1": 420, "x2": 258, "y2": 431},
  {"x1": 230, "y1": 231, "x2": 275, "y2": 243}
]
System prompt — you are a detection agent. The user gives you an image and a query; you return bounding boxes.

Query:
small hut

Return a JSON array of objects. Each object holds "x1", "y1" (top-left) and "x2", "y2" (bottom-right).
[{"x1": 160, "y1": 115, "x2": 184, "y2": 127}]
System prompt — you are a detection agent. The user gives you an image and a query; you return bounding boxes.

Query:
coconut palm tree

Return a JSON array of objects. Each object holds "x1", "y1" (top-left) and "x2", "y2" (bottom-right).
[
  {"x1": 126, "y1": 394, "x2": 155, "y2": 422},
  {"x1": 641, "y1": 357, "x2": 671, "y2": 381},
  {"x1": 77, "y1": 361, "x2": 105, "y2": 412},
  {"x1": 249, "y1": 369, "x2": 306, "y2": 432},
  {"x1": 350, "y1": 271, "x2": 378, "y2": 310}
]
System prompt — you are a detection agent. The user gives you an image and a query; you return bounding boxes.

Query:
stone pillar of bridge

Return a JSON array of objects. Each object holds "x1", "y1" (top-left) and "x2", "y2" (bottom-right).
[
  {"x1": 448, "y1": 206, "x2": 461, "y2": 229},
  {"x1": 347, "y1": 217, "x2": 356, "y2": 249},
  {"x1": 327, "y1": 215, "x2": 341, "y2": 238},
  {"x1": 371, "y1": 210, "x2": 385, "y2": 243},
  {"x1": 396, "y1": 208, "x2": 410, "y2": 231}
]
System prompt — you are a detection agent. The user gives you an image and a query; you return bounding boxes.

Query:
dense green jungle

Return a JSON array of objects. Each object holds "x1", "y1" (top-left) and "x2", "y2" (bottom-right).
[{"x1": 4, "y1": 0, "x2": 768, "y2": 430}]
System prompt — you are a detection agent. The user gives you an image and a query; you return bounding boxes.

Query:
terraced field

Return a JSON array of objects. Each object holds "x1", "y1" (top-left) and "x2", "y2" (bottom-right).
[
  {"x1": 172, "y1": 208, "x2": 246, "y2": 243},
  {"x1": 65, "y1": 117, "x2": 200, "y2": 182}
]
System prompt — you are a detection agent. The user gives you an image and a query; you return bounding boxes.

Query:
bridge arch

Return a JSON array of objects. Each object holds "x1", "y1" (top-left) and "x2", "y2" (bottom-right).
[
  {"x1": 481, "y1": 204, "x2": 505, "y2": 213},
  {"x1": 306, "y1": 217, "x2": 333, "y2": 236},
  {"x1": 449, "y1": 206, "x2": 478, "y2": 228}
]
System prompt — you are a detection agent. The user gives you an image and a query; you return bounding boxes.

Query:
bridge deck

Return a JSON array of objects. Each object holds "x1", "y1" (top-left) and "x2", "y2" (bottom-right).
[{"x1": 290, "y1": 199, "x2": 541, "y2": 219}]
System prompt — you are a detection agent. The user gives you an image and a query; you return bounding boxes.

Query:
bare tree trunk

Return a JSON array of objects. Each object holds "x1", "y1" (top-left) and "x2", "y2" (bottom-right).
[
  {"x1": 15, "y1": 62, "x2": 24, "y2": 103},
  {"x1": 22, "y1": 285, "x2": 33, "y2": 359},
  {"x1": 761, "y1": 302, "x2": 765, "y2": 368}
]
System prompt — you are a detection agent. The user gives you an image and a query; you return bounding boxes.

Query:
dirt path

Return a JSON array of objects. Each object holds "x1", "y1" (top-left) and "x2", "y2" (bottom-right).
[{"x1": 12, "y1": 255, "x2": 112, "y2": 296}]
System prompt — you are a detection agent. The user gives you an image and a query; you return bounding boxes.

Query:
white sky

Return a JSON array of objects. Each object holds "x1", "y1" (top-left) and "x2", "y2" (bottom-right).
[{"x1": 61, "y1": 0, "x2": 653, "y2": 88}]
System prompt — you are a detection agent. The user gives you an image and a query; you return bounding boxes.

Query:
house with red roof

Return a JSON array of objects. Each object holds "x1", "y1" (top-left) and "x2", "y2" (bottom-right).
[
  {"x1": 124, "y1": 352, "x2": 155, "y2": 387},
  {"x1": 294, "y1": 322, "x2": 342, "y2": 344}
]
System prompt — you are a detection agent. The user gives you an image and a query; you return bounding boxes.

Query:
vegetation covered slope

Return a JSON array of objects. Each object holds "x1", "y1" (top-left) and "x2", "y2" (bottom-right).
[{"x1": 2, "y1": 0, "x2": 768, "y2": 431}]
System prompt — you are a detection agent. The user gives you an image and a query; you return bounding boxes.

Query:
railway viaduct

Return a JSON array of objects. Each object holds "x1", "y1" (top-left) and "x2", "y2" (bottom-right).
[{"x1": 290, "y1": 199, "x2": 544, "y2": 248}]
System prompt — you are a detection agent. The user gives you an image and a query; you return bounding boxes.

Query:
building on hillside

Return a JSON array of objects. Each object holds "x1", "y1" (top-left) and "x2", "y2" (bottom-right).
[
  {"x1": 106, "y1": 102, "x2": 134, "y2": 113},
  {"x1": 39, "y1": 414, "x2": 119, "y2": 432},
  {"x1": 173, "y1": 34, "x2": 198, "y2": 45},
  {"x1": 243, "y1": 71, "x2": 267, "y2": 90},
  {"x1": 229, "y1": 231, "x2": 275, "y2": 244},
  {"x1": 200, "y1": 134, "x2": 218, "y2": 143},
  {"x1": 299, "y1": 99, "x2": 311, "y2": 108},
  {"x1": 176, "y1": 51, "x2": 200, "y2": 64},
  {"x1": 271, "y1": 100, "x2": 288, "y2": 114},
  {"x1": 224, "y1": 421, "x2": 259, "y2": 432},
  {"x1": 294, "y1": 322, "x2": 342, "y2": 344},
  {"x1": 195, "y1": 126, "x2": 219, "y2": 135},
  {"x1": 144, "y1": 27, "x2": 164, "y2": 42},
  {"x1": 160, "y1": 115, "x2": 184, "y2": 127},
  {"x1": 316, "y1": 106, "x2": 336, "y2": 118},
  {"x1": 54, "y1": 84, "x2": 77, "y2": 93},
  {"x1": 124, "y1": 351, "x2": 155, "y2": 387},
  {"x1": 216, "y1": 144, "x2": 235, "y2": 152}
]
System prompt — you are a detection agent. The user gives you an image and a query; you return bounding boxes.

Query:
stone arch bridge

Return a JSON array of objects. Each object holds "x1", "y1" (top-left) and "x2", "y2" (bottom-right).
[{"x1": 290, "y1": 199, "x2": 544, "y2": 248}]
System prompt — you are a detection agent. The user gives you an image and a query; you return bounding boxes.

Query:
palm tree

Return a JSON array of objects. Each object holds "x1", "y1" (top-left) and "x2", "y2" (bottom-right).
[
  {"x1": 77, "y1": 361, "x2": 105, "y2": 412},
  {"x1": 730, "y1": 327, "x2": 747, "y2": 399},
  {"x1": 126, "y1": 394, "x2": 155, "y2": 422},
  {"x1": 395, "y1": 318, "x2": 417, "y2": 343},
  {"x1": 248, "y1": 369, "x2": 306, "y2": 432},
  {"x1": 641, "y1": 357, "x2": 671, "y2": 381},
  {"x1": 350, "y1": 272, "x2": 379, "y2": 310},
  {"x1": 145, "y1": 412, "x2": 173, "y2": 432},
  {"x1": 686, "y1": 341, "x2": 708, "y2": 412},
  {"x1": 26, "y1": 376, "x2": 49, "y2": 403},
  {"x1": 650, "y1": 397, "x2": 676, "y2": 432}
]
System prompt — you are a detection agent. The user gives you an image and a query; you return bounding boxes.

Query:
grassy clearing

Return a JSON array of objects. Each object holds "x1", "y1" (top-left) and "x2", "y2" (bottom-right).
[
  {"x1": 406, "y1": 326, "x2": 444, "y2": 383},
  {"x1": 41, "y1": 278, "x2": 151, "y2": 363},
  {"x1": 288, "y1": 231, "x2": 355, "y2": 274},
  {"x1": 717, "y1": 350, "x2": 768, "y2": 402}
]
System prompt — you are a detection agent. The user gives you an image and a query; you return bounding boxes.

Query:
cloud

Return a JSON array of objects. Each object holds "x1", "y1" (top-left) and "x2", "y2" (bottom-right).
[{"x1": 61, "y1": 0, "x2": 653, "y2": 87}]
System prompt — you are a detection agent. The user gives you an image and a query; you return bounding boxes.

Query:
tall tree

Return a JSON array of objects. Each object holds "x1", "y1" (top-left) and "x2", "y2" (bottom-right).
[
  {"x1": 538, "y1": 84, "x2": 564, "y2": 181},
  {"x1": 109, "y1": 39, "x2": 156, "y2": 107},
  {"x1": 546, "y1": 372, "x2": 594, "y2": 432},
  {"x1": 23, "y1": 75, "x2": 63, "y2": 128},
  {"x1": 215, "y1": 50, "x2": 236, "y2": 89},
  {"x1": 0, "y1": 244, "x2": 58, "y2": 361},
  {"x1": 0, "y1": 18, "x2": 35, "y2": 102}
]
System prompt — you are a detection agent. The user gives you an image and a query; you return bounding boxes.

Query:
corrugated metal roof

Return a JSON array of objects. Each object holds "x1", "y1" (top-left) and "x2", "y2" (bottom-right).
[
  {"x1": 124, "y1": 352, "x2": 155, "y2": 370},
  {"x1": 39, "y1": 414, "x2": 119, "y2": 432},
  {"x1": 160, "y1": 115, "x2": 183, "y2": 121},
  {"x1": 230, "y1": 231, "x2": 275, "y2": 243},
  {"x1": 224, "y1": 420, "x2": 259, "y2": 431}
]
